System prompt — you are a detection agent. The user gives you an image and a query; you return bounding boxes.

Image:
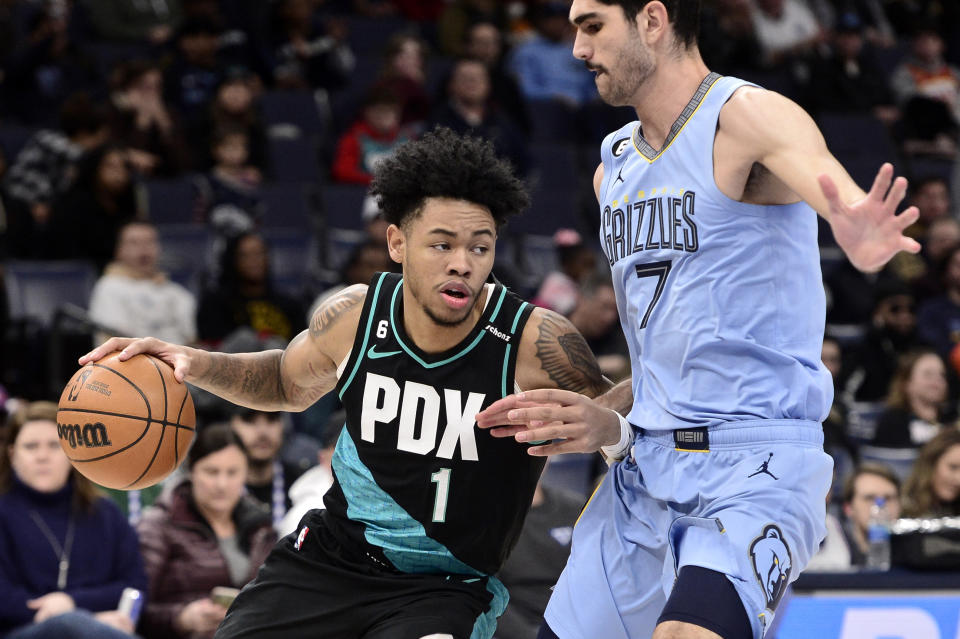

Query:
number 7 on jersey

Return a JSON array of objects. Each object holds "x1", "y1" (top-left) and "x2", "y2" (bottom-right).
[{"x1": 635, "y1": 260, "x2": 672, "y2": 328}]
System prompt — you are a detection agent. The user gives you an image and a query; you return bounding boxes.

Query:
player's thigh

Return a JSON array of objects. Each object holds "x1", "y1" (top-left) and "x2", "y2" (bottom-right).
[
  {"x1": 361, "y1": 588, "x2": 487, "y2": 639},
  {"x1": 544, "y1": 459, "x2": 673, "y2": 639},
  {"x1": 672, "y1": 444, "x2": 832, "y2": 638}
]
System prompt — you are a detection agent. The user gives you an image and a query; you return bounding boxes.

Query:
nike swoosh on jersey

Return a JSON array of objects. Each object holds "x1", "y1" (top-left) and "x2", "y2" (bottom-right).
[{"x1": 367, "y1": 345, "x2": 402, "y2": 359}]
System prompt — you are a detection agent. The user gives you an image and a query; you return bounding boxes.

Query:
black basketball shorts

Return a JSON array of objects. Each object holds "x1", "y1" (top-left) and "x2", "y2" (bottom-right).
[{"x1": 214, "y1": 509, "x2": 497, "y2": 639}]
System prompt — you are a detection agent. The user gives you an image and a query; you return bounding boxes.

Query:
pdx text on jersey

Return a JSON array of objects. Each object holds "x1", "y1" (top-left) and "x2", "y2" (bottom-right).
[
  {"x1": 601, "y1": 189, "x2": 699, "y2": 265},
  {"x1": 360, "y1": 372, "x2": 485, "y2": 461}
]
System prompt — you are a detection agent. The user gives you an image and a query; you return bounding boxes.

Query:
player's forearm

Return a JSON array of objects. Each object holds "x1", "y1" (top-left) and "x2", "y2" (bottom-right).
[
  {"x1": 188, "y1": 349, "x2": 295, "y2": 411},
  {"x1": 594, "y1": 378, "x2": 633, "y2": 415}
]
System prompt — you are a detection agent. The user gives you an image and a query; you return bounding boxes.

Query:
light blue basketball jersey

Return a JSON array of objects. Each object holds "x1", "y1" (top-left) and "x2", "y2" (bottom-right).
[{"x1": 598, "y1": 73, "x2": 833, "y2": 431}]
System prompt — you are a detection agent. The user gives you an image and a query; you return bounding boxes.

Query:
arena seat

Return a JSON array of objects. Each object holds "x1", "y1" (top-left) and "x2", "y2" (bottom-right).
[
  {"x1": 260, "y1": 182, "x2": 317, "y2": 229},
  {"x1": 4, "y1": 260, "x2": 98, "y2": 328},
  {"x1": 145, "y1": 179, "x2": 199, "y2": 225},
  {"x1": 260, "y1": 90, "x2": 327, "y2": 140},
  {"x1": 267, "y1": 136, "x2": 322, "y2": 182}
]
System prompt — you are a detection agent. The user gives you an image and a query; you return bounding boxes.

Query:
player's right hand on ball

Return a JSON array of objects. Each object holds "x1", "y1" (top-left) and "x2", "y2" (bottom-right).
[{"x1": 79, "y1": 337, "x2": 193, "y2": 384}]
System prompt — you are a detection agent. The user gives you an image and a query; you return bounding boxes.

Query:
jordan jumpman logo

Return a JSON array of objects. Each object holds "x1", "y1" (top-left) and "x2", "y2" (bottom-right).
[
  {"x1": 748, "y1": 453, "x2": 778, "y2": 480},
  {"x1": 614, "y1": 166, "x2": 625, "y2": 184}
]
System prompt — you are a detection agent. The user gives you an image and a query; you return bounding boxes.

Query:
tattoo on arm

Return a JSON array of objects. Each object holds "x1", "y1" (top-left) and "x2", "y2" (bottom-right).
[
  {"x1": 310, "y1": 289, "x2": 365, "y2": 338},
  {"x1": 200, "y1": 350, "x2": 288, "y2": 409},
  {"x1": 534, "y1": 313, "x2": 607, "y2": 396}
]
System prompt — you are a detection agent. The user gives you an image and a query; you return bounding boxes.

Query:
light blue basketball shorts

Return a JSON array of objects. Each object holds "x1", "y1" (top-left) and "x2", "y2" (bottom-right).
[{"x1": 544, "y1": 421, "x2": 833, "y2": 639}]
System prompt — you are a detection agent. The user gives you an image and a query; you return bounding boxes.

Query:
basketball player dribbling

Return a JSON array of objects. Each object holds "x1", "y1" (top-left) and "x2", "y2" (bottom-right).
[
  {"x1": 80, "y1": 128, "x2": 613, "y2": 639},
  {"x1": 476, "y1": 2, "x2": 923, "y2": 638}
]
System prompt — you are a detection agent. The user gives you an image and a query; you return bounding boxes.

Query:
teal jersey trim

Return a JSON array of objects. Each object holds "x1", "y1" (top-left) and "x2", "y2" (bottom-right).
[
  {"x1": 487, "y1": 285, "x2": 507, "y2": 322},
  {"x1": 389, "y1": 280, "x2": 507, "y2": 369},
  {"x1": 471, "y1": 577, "x2": 509, "y2": 639},
  {"x1": 339, "y1": 272, "x2": 388, "y2": 398},
  {"x1": 501, "y1": 302, "x2": 529, "y2": 397}
]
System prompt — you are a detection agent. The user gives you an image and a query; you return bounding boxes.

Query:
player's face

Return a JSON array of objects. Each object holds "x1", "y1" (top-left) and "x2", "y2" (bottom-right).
[
  {"x1": 570, "y1": 0, "x2": 656, "y2": 107},
  {"x1": 388, "y1": 198, "x2": 496, "y2": 327},
  {"x1": 190, "y1": 444, "x2": 248, "y2": 516},
  {"x1": 230, "y1": 414, "x2": 284, "y2": 464},
  {"x1": 845, "y1": 473, "x2": 900, "y2": 535},
  {"x1": 931, "y1": 444, "x2": 960, "y2": 505},
  {"x1": 9, "y1": 420, "x2": 72, "y2": 494}
]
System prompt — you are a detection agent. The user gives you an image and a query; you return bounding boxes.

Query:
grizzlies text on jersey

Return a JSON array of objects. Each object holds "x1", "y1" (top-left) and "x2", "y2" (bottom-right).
[{"x1": 599, "y1": 73, "x2": 833, "y2": 431}]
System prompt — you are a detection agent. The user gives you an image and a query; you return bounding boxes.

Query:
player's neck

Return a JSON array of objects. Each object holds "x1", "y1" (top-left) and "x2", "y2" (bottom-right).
[
  {"x1": 633, "y1": 55, "x2": 710, "y2": 150},
  {"x1": 402, "y1": 286, "x2": 488, "y2": 353}
]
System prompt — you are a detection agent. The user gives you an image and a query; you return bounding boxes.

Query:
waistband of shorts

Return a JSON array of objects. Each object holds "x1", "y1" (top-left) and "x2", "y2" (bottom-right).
[{"x1": 634, "y1": 419, "x2": 823, "y2": 450}]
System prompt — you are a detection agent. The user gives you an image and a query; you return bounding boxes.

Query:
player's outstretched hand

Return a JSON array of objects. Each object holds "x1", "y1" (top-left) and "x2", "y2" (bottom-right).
[
  {"x1": 819, "y1": 162, "x2": 921, "y2": 273},
  {"x1": 78, "y1": 336, "x2": 194, "y2": 383},
  {"x1": 476, "y1": 389, "x2": 621, "y2": 456}
]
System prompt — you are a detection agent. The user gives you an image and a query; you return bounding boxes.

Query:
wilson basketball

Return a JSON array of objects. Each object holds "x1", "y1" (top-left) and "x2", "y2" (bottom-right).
[{"x1": 57, "y1": 352, "x2": 195, "y2": 490}]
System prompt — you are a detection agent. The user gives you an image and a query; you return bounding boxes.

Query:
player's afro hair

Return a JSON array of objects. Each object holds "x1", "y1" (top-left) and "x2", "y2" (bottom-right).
[{"x1": 369, "y1": 126, "x2": 529, "y2": 230}]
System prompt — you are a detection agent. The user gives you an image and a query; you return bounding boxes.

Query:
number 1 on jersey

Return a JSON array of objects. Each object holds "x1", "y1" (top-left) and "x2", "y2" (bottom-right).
[
  {"x1": 430, "y1": 468, "x2": 451, "y2": 522},
  {"x1": 635, "y1": 260, "x2": 672, "y2": 328}
]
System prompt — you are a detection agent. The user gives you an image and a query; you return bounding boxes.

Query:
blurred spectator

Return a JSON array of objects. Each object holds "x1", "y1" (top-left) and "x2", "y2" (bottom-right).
[
  {"x1": 495, "y1": 477, "x2": 581, "y2": 639},
  {"x1": 813, "y1": 0, "x2": 896, "y2": 48},
  {"x1": 197, "y1": 232, "x2": 306, "y2": 348},
  {"x1": 427, "y1": 58, "x2": 529, "y2": 175},
  {"x1": 532, "y1": 229, "x2": 596, "y2": 316},
  {"x1": 84, "y1": 0, "x2": 182, "y2": 45},
  {"x1": 88, "y1": 221, "x2": 197, "y2": 345},
  {"x1": 361, "y1": 193, "x2": 389, "y2": 245},
  {"x1": 0, "y1": 401, "x2": 147, "y2": 638},
  {"x1": 844, "y1": 280, "x2": 921, "y2": 402},
  {"x1": 109, "y1": 60, "x2": 190, "y2": 176},
  {"x1": 872, "y1": 349, "x2": 949, "y2": 449},
  {"x1": 307, "y1": 238, "x2": 392, "y2": 318},
  {"x1": 194, "y1": 127, "x2": 264, "y2": 241},
  {"x1": 463, "y1": 20, "x2": 531, "y2": 133},
  {"x1": 807, "y1": 12, "x2": 896, "y2": 119},
  {"x1": 331, "y1": 88, "x2": 411, "y2": 185},
  {"x1": 911, "y1": 217, "x2": 960, "y2": 301},
  {"x1": 902, "y1": 428, "x2": 960, "y2": 517},
  {"x1": 2, "y1": 93, "x2": 109, "y2": 258},
  {"x1": 890, "y1": 24, "x2": 960, "y2": 158},
  {"x1": 165, "y1": 17, "x2": 226, "y2": 127},
  {"x1": 4, "y1": 2, "x2": 100, "y2": 126},
  {"x1": 229, "y1": 408, "x2": 304, "y2": 529},
  {"x1": 508, "y1": 2, "x2": 595, "y2": 107},
  {"x1": 137, "y1": 424, "x2": 276, "y2": 639},
  {"x1": 437, "y1": 0, "x2": 507, "y2": 57},
  {"x1": 267, "y1": 0, "x2": 354, "y2": 91},
  {"x1": 371, "y1": 33, "x2": 431, "y2": 127},
  {"x1": 189, "y1": 69, "x2": 268, "y2": 172},
  {"x1": 46, "y1": 143, "x2": 145, "y2": 272},
  {"x1": 751, "y1": 0, "x2": 826, "y2": 68},
  {"x1": 904, "y1": 176, "x2": 952, "y2": 241},
  {"x1": 277, "y1": 413, "x2": 343, "y2": 537},
  {"x1": 916, "y1": 244, "x2": 960, "y2": 360},
  {"x1": 822, "y1": 336, "x2": 857, "y2": 467},
  {"x1": 698, "y1": 0, "x2": 764, "y2": 74},
  {"x1": 824, "y1": 258, "x2": 899, "y2": 326},
  {"x1": 840, "y1": 463, "x2": 902, "y2": 567},
  {"x1": 569, "y1": 272, "x2": 629, "y2": 381}
]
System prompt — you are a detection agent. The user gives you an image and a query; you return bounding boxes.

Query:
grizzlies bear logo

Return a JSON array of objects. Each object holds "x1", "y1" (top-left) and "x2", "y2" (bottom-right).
[{"x1": 749, "y1": 524, "x2": 792, "y2": 611}]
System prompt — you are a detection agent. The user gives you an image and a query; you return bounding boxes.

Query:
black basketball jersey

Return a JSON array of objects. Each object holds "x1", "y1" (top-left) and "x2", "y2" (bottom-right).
[{"x1": 324, "y1": 272, "x2": 540, "y2": 579}]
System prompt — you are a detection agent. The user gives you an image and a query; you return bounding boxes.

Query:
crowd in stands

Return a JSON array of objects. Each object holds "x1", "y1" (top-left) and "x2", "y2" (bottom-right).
[{"x1": 1, "y1": 0, "x2": 960, "y2": 637}]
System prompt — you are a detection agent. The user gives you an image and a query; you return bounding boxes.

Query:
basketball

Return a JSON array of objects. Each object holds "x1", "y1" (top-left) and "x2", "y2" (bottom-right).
[{"x1": 57, "y1": 352, "x2": 195, "y2": 490}]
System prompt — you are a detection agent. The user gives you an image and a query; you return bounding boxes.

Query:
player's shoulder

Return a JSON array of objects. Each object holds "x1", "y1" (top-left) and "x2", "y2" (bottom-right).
[
  {"x1": 514, "y1": 307, "x2": 608, "y2": 397},
  {"x1": 308, "y1": 283, "x2": 369, "y2": 340},
  {"x1": 719, "y1": 85, "x2": 804, "y2": 134}
]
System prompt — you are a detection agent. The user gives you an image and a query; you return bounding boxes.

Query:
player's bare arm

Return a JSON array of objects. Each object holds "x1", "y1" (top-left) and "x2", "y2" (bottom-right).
[
  {"x1": 476, "y1": 307, "x2": 621, "y2": 456},
  {"x1": 716, "y1": 87, "x2": 921, "y2": 272},
  {"x1": 79, "y1": 285, "x2": 367, "y2": 412}
]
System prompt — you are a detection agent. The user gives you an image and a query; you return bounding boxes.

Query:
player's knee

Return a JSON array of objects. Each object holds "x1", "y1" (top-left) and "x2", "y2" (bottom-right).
[
  {"x1": 653, "y1": 620, "x2": 725, "y2": 639},
  {"x1": 417, "y1": 634, "x2": 454, "y2": 639},
  {"x1": 657, "y1": 565, "x2": 753, "y2": 639}
]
